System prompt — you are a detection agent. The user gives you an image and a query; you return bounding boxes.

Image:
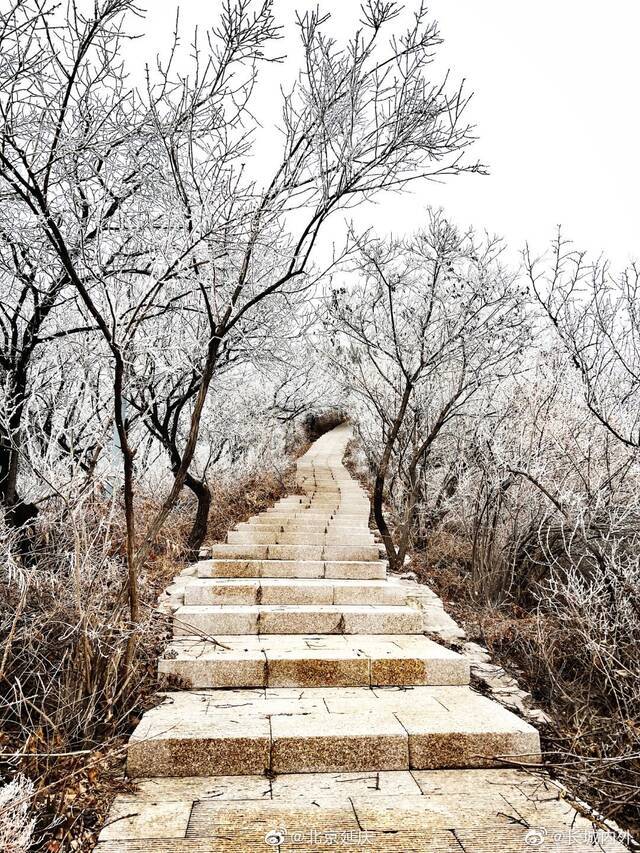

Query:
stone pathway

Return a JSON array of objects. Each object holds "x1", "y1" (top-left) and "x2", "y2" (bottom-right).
[{"x1": 96, "y1": 424, "x2": 628, "y2": 851}]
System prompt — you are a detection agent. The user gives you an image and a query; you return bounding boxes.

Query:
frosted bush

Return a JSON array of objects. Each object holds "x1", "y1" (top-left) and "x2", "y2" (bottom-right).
[{"x1": 0, "y1": 775, "x2": 36, "y2": 853}]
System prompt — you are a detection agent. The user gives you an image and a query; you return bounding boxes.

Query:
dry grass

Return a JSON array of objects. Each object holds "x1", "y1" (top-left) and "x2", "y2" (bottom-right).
[
  {"x1": 0, "y1": 464, "x2": 297, "y2": 851},
  {"x1": 0, "y1": 494, "x2": 179, "y2": 851},
  {"x1": 206, "y1": 470, "x2": 295, "y2": 545},
  {"x1": 411, "y1": 545, "x2": 640, "y2": 840}
]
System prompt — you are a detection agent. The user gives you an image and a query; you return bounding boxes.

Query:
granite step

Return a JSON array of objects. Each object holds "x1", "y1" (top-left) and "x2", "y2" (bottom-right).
[
  {"x1": 184, "y1": 578, "x2": 405, "y2": 606},
  {"x1": 208, "y1": 543, "x2": 381, "y2": 562},
  {"x1": 159, "y1": 634, "x2": 470, "y2": 688},
  {"x1": 226, "y1": 530, "x2": 375, "y2": 546},
  {"x1": 195, "y1": 559, "x2": 387, "y2": 580},
  {"x1": 172, "y1": 604, "x2": 424, "y2": 636},
  {"x1": 126, "y1": 686, "x2": 541, "y2": 777},
  {"x1": 237, "y1": 522, "x2": 373, "y2": 536},
  {"x1": 261, "y1": 511, "x2": 368, "y2": 521}
]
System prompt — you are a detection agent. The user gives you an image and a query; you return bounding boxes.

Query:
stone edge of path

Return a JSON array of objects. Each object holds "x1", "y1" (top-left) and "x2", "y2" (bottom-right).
[
  {"x1": 387, "y1": 569, "x2": 552, "y2": 727},
  {"x1": 387, "y1": 568, "x2": 638, "y2": 850}
]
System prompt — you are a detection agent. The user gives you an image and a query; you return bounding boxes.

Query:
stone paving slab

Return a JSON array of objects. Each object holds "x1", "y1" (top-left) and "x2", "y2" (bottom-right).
[
  {"x1": 262, "y1": 511, "x2": 369, "y2": 520},
  {"x1": 226, "y1": 530, "x2": 375, "y2": 546},
  {"x1": 96, "y1": 770, "x2": 628, "y2": 851},
  {"x1": 323, "y1": 561, "x2": 386, "y2": 580},
  {"x1": 95, "y1": 834, "x2": 628, "y2": 852},
  {"x1": 160, "y1": 633, "x2": 468, "y2": 689},
  {"x1": 270, "y1": 710, "x2": 409, "y2": 772},
  {"x1": 239, "y1": 520, "x2": 370, "y2": 529},
  {"x1": 197, "y1": 559, "x2": 326, "y2": 578},
  {"x1": 195, "y1": 558, "x2": 388, "y2": 580},
  {"x1": 186, "y1": 800, "x2": 360, "y2": 844},
  {"x1": 126, "y1": 686, "x2": 540, "y2": 777},
  {"x1": 183, "y1": 578, "x2": 402, "y2": 607},
  {"x1": 127, "y1": 709, "x2": 271, "y2": 777},
  {"x1": 173, "y1": 604, "x2": 424, "y2": 636}
]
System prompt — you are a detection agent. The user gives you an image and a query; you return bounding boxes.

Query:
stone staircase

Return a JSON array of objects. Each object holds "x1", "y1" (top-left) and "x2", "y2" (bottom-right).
[{"x1": 96, "y1": 424, "x2": 628, "y2": 851}]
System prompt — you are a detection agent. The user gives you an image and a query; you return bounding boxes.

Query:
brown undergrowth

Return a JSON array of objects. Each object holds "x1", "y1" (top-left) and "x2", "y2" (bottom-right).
[
  {"x1": 0, "y1": 463, "x2": 297, "y2": 851},
  {"x1": 411, "y1": 538, "x2": 640, "y2": 842}
]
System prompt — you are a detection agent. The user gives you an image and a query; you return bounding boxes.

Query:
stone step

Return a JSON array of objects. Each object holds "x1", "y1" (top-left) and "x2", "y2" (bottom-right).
[
  {"x1": 261, "y1": 514, "x2": 370, "y2": 523},
  {"x1": 173, "y1": 604, "x2": 423, "y2": 636},
  {"x1": 184, "y1": 578, "x2": 405, "y2": 606},
  {"x1": 126, "y1": 686, "x2": 541, "y2": 777},
  {"x1": 159, "y1": 634, "x2": 470, "y2": 688},
  {"x1": 262, "y1": 511, "x2": 366, "y2": 520},
  {"x1": 253, "y1": 519, "x2": 371, "y2": 529},
  {"x1": 196, "y1": 559, "x2": 387, "y2": 579},
  {"x1": 208, "y1": 543, "x2": 381, "y2": 562},
  {"x1": 240, "y1": 520, "x2": 370, "y2": 532},
  {"x1": 265, "y1": 505, "x2": 368, "y2": 513},
  {"x1": 226, "y1": 530, "x2": 375, "y2": 546},
  {"x1": 331, "y1": 514, "x2": 371, "y2": 522},
  {"x1": 313, "y1": 504, "x2": 368, "y2": 509}
]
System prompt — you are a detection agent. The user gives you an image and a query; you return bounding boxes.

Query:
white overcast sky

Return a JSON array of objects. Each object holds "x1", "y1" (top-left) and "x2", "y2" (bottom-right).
[{"x1": 139, "y1": 1, "x2": 640, "y2": 267}]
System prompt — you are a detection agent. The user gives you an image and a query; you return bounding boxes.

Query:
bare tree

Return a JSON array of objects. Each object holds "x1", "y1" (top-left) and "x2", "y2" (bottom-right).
[
  {"x1": 325, "y1": 211, "x2": 527, "y2": 570},
  {"x1": 0, "y1": 0, "x2": 280, "y2": 618},
  {"x1": 0, "y1": 0, "x2": 479, "y2": 640},
  {"x1": 525, "y1": 232, "x2": 640, "y2": 450}
]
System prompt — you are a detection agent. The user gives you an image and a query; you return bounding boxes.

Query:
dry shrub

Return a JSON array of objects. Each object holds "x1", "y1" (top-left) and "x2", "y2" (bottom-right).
[
  {"x1": 0, "y1": 775, "x2": 35, "y2": 853},
  {"x1": 342, "y1": 438, "x2": 371, "y2": 492},
  {"x1": 0, "y1": 492, "x2": 179, "y2": 850},
  {"x1": 479, "y1": 606, "x2": 640, "y2": 838},
  {"x1": 0, "y1": 468, "x2": 291, "y2": 851},
  {"x1": 413, "y1": 537, "x2": 640, "y2": 839},
  {"x1": 206, "y1": 469, "x2": 294, "y2": 545},
  {"x1": 420, "y1": 528, "x2": 473, "y2": 572},
  {"x1": 412, "y1": 546, "x2": 470, "y2": 609}
]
